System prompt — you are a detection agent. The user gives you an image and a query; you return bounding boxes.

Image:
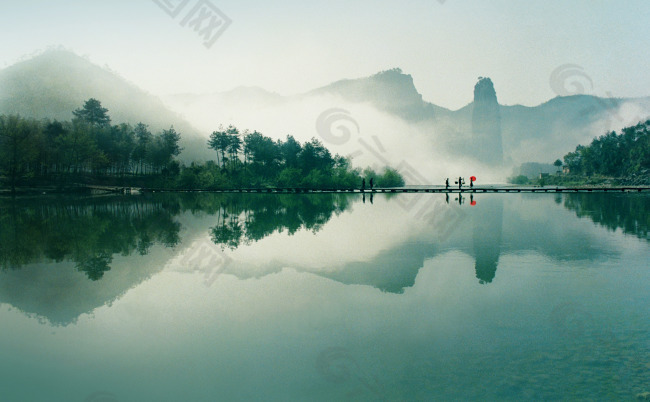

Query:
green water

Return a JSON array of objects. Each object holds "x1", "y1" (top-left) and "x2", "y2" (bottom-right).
[{"x1": 0, "y1": 192, "x2": 648, "y2": 401}]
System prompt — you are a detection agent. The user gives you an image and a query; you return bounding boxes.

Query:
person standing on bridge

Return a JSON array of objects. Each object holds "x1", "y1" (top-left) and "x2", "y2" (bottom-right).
[
  {"x1": 369, "y1": 178, "x2": 374, "y2": 191},
  {"x1": 445, "y1": 178, "x2": 450, "y2": 190},
  {"x1": 361, "y1": 178, "x2": 366, "y2": 192},
  {"x1": 458, "y1": 176, "x2": 464, "y2": 190}
]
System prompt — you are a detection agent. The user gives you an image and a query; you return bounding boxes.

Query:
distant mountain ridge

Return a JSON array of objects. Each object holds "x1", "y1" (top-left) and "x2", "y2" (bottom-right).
[
  {"x1": 168, "y1": 68, "x2": 650, "y2": 164},
  {"x1": 3, "y1": 49, "x2": 650, "y2": 166}
]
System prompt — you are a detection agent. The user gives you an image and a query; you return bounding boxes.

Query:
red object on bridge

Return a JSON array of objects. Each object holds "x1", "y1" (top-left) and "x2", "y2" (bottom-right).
[{"x1": 470, "y1": 176, "x2": 477, "y2": 182}]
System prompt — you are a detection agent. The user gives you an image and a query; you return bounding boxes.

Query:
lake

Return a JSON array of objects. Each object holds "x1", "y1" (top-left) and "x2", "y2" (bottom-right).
[{"x1": 0, "y1": 192, "x2": 648, "y2": 401}]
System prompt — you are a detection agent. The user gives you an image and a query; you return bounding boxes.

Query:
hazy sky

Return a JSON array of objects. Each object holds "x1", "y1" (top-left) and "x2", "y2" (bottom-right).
[{"x1": 1, "y1": 0, "x2": 649, "y2": 109}]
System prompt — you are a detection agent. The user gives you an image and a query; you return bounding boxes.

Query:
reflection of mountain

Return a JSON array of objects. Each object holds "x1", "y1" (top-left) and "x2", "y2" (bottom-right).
[
  {"x1": 472, "y1": 197, "x2": 503, "y2": 284},
  {"x1": 0, "y1": 193, "x2": 355, "y2": 325},
  {"x1": 252, "y1": 194, "x2": 620, "y2": 292},
  {"x1": 320, "y1": 241, "x2": 443, "y2": 294},
  {"x1": 1, "y1": 193, "x2": 642, "y2": 326},
  {"x1": 207, "y1": 194, "x2": 623, "y2": 292},
  {"x1": 562, "y1": 193, "x2": 650, "y2": 240}
]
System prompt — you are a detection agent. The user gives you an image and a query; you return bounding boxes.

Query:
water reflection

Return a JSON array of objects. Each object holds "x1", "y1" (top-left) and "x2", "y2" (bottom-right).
[
  {"x1": 563, "y1": 192, "x2": 649, "y2": 240},
  {"x1": 1, "y1": 192, "x2": 647, "y2": 401},
  {"x1": 0, "y1": 196, "x2": 182, "y2": 278},
  {"x1": 208, "y1": 193, "x2": 352, "y2": 250},
  {"x1": 0, "y1": 192, "x2": 647, "y2": 326},
  {"x1": 472, "y1": 197, "x2": 503, "y2": 284}
]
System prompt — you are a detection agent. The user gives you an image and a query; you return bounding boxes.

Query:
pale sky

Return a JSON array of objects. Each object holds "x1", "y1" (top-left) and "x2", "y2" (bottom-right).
[{"x1": 1, "y1": 0, "x2": 649, "y2": 109}]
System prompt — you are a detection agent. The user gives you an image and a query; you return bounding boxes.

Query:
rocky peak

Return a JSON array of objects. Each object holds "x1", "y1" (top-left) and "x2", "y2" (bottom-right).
[{"x1": 474, "y1": 77, "x2": 498, "y2": 104}]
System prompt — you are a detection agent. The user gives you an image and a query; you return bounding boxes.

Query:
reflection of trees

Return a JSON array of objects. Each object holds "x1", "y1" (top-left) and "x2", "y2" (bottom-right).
[
  {"x1": 0, "y1": 193, "x2": 353, "y2": 279},
  {"x1": 0, "y1": 197, "x2": 182, "y2": 279},
  {"x1": 76, "y1": 253, "x2": 113, "y2": 281},
  {"x1": 203, "y1": 194, "x2": 352, "y2": 250},
  {"x1": 563, "y1": 193, "x2": 649, "y2": 240}
]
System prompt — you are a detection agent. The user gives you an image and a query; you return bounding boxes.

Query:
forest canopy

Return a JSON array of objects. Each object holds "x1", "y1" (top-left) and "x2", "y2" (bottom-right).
[
  {"x1": 0, "y1": 99, "x2": 404, "y2": 191},
  {"x1": 562, "y1": 119, "x2": 650, "y2": 177}
]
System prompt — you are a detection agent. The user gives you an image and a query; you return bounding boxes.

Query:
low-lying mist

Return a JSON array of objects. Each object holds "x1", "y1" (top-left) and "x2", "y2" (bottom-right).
[{"x1": 164, "y1": 92, "x2": 510, "y2": 184}]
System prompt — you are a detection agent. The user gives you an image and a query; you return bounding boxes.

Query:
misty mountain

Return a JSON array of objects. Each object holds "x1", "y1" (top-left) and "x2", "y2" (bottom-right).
[
  {"x1": 167, "y1": 69, "x2": 650, "y2": 167},
  {"x1": 0, "y1": 49, "x2": 213, "y2": 162},
  {"x1": 3, "y1": 50, "x2": 649, "y2": 173}
]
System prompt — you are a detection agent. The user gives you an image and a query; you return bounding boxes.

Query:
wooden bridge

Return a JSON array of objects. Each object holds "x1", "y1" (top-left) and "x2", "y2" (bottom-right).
[{"x1": 135, "y1": 186, "x2": 650, "y2": 194}]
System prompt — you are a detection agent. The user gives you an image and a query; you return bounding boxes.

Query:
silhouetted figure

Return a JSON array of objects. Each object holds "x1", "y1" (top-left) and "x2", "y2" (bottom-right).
[
  {"x1": 369, "y1": 178, "x2": 374, "y2": 191},
  {"x1": 445, "y1": 178, "x2": 450, "y2": 189},
  {"x1": 361, "y1": 179, "x2": 366, "y2": 191},
  {"x1": 470, "y1": 180, "x2": 474, "y2": 189},
  {"x1": 458, "y1": 176, "x2": 464, "y2": 190}
]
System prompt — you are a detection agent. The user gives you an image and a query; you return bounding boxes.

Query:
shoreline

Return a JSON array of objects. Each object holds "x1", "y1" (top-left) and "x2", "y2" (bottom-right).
[{"x1": 2, "y1": 185, "x2": 650, "y2": 197}]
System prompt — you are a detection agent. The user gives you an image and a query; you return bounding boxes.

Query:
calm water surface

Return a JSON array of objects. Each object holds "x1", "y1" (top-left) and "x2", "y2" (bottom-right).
[{"x1": 0, "y1": 192, "x2": 648, "y2": 401}]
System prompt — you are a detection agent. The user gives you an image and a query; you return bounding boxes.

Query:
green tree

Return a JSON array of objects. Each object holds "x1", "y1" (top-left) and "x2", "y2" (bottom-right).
[
  {"x1": 281, "y1": 135, "x2": 302, "y2": 168},
  {"x1": 298, "y1": 138, "x2": 333, "y2": 173},
  {"x1": 133, "y1": 123, "x2": 153, "y2": 175},
  {"x1": 0, "y1": 115, "x2": 39, "y2": 193},
  {"x1": 208, "y1": 127, "x2": 231, "y2": 168},
  {"x1": 72, "y1": 98, "x2": 111, "y2": 127},
  {"x1": 225, "y1": 125, "x2": 242, "y2": 171},
  {"x1": 378, "y1": 167, "x2": 405, "y2": 187}
]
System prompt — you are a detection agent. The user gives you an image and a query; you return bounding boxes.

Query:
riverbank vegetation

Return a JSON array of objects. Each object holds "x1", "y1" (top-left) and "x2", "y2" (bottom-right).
[
  {"x1": 509, "y1": 119, "x2": 650, "y2": 186},
  {"x1": 0, "y1": 99, "x2": 404, "y2": 193}
]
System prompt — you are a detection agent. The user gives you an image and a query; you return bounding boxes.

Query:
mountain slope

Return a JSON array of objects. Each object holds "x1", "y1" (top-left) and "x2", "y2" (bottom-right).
[
  {"x1": 167, "y1": 68, "x2": 650, "y2": 166},
  {"x1": 0, "y1": 49, "x2": 213, "y2": 162},
  {"x1": 5, "y1": 50, "x2": 649, "y2": 170}
]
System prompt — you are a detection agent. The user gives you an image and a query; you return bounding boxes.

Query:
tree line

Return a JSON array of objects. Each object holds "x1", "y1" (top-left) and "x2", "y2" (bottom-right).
[
  {"x1": 184, "y1": 124, "x2": 404, "y2": 189},
  {"x1": 0, "y1": 98, "x2": 404, "y2": 191},
  {"x1": 562, "y1": 119, "x2": 650, "y2": 177},
  {"x1": 0, "y1": 99, "x2": 181, "y2": 192},
  {"x1": 509, "y1": 119, "x2": 650, "y2": 185}
]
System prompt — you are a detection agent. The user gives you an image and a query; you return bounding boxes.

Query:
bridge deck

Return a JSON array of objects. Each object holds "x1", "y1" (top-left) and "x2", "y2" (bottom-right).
[{"x1": 137, "y1": 187, "x2": 650, "y2": 194}]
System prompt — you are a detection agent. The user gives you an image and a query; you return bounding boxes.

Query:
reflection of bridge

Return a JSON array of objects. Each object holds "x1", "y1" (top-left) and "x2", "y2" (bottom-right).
[
  {"x1": 138, "y1": 186, "x2": 650, "y2": 194},
  {"x1": 83, "y1": 185, "x2": 140, "y2": 195}
]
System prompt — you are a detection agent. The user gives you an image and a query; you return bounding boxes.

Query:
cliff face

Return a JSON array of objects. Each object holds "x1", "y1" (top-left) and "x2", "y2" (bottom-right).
[
  {"x1": 471, "y1": 77, "x2": 503, "y2": 165},
  {"x1": 308, "y1": 68, "x2": 439, "y2": 122}
]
